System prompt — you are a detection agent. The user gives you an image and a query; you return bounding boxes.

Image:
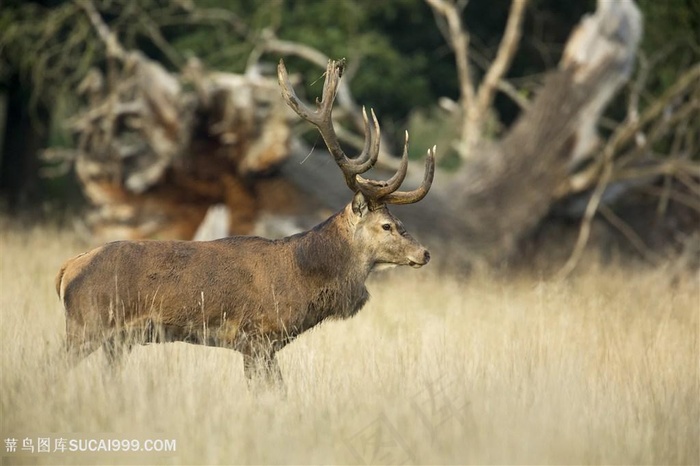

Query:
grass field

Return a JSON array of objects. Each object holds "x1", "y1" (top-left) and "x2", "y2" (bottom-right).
[{"x1": 1, "y1": 222, "x2": 698, "y2": 465}]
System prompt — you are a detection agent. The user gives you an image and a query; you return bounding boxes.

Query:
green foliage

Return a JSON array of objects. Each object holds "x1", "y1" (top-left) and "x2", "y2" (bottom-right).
[
  {"x1": 0, "y1": 2, "x2": 94, "y2": 105},
  {"x1": 636, "y1": 0, "x2": 699, "y2": 91},
  {"x1": 160, "y1": 0, "x2": 443, "y2": 120},
  {"x1": 257, "y1": 1, "x2": 440, "y2": 118}
]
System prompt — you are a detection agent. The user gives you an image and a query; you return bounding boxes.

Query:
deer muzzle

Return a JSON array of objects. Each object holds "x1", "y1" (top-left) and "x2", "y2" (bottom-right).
[{"x1": 408, "y1": 249, "x2": 431, "y2": 268}]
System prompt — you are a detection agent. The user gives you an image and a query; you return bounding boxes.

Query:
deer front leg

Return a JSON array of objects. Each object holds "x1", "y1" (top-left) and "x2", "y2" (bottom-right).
[
  {"x1": 102, "y1": 331, "x2": 133, "y2": 368},
  {"x1": 243, "y1": 350, "x2": 284, "y2": 390}
]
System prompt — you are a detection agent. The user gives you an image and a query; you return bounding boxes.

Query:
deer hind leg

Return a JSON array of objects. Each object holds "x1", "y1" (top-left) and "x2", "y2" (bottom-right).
[
  {"x1": 64, "y1": 330, "x2": 102, "y2": 367},
  {"x1": 65, "y1": 318, "x2": 129, "y2": 368}
]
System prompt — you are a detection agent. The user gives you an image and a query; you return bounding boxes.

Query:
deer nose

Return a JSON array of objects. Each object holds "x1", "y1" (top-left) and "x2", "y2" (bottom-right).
[{"x1": 423, "y1": 250, "x2": 431, "y2": 264}]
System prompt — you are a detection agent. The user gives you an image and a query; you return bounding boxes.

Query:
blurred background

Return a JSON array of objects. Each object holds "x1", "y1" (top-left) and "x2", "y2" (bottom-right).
[{"x1": 0, "y1": 0, "x2": 698, "y2": 272}]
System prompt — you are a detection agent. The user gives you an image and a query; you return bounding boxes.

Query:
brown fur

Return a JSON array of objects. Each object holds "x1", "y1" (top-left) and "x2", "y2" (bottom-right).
[{"x1": 57, "y1": 194, "x2": 430, "y2": 385}]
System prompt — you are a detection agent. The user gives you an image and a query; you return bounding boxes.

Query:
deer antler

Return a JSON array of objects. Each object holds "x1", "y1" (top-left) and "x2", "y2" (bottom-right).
[{"x1": 278, "y1": 59, "x2": 435, "y2": 206}]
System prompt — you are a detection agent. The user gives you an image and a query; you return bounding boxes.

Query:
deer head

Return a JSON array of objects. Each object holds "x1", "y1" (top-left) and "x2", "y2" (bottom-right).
[{"x1": 278, "y1": 59, "x2": 435, "y2": 270}]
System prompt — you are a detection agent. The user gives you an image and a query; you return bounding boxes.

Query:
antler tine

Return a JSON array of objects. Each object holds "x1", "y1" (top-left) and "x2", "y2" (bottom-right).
[
  {"x1": 277, "y1": 59, "x2": 381, "y2": 191},
  {"x1": 381, "y1": 146, "x2": 436, "y2": 205},
  {"x1": 355, "y1": 130, "x2": 410, "y2": 199},
  {"x1": 277, "y1": 59, "x2": 322, "y2": 126},
  {"x1": 350, "y1": 107, "x2": 381, "y2": 173}
]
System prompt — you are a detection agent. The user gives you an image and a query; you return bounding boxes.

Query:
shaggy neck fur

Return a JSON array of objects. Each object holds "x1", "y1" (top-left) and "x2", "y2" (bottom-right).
[{"x1": 292, "y1": 208, "x2": 371, "y2": 330}]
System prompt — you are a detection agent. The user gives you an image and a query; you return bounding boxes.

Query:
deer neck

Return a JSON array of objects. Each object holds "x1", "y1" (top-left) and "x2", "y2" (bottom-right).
[
  {"x1": 291, "y1": 208, "x2": 371, "y2": 324},
  {"x1": 294, "y1": 208, "x2": 372, "y2": 281}
]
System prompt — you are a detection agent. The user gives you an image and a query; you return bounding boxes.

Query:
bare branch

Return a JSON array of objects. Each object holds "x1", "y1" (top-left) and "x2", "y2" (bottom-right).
[
  {"x1": 252, "y1": 31, "x2": 359, "y2": 119},
  {"x1": 183, "y1": 7, "x2": 249, "y2": 38},
  {"x1": 469, "y1": 47, "x2": 531, "y2": 110},
  {"x1": 134, "y1": 5, "x2": 184, "y2": 68},
  {"x1": 557, "y1": 161, "x2": 613, "y2": 280},
  {"x1": 253, "y1": 32, "x2": 400, "y2": 169},
  {"x1": 426, "y1": 0, "x2": 476, "y2": 137},
  {"x1": 496, "y1": 79, "x2": 530, "y2": 111},
  {"x1": 75, "y1": 0, "x2": 127, "y2": 60},
  {"x1": 556, "y1": 62, "x2": 697, "y2": 277},
  {"x1": 561, "y1": 63, "x2": 700, "y2": 198},
  {"x1": 640, "y1": 185, "x2": 700, "y2": 213},
  {"x1": 615, "y1": 63, "x2": 700, "y2": 158},
  {"x1": 474, "y1": 0, "x2": 528, "y2": 117},
  {"x1": 598, "y1": 204, "x2": 662, "y2": 265},
  {"x1": 675, "y1": 171, "x2": 700, "y2": 198},
  {"x1": 427, "y1": 0, "x2": 528, "y2": 158}
]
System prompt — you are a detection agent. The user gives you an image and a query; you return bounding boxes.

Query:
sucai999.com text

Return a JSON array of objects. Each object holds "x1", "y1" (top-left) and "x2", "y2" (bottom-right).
[{"x1": 4, "y1": 436, "x2": 176, "y2": 455}]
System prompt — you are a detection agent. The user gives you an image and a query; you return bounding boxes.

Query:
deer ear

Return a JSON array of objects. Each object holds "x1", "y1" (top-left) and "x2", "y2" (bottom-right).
[{"x1": 351, "y1": 191, "x2": 369, "y2": 217}]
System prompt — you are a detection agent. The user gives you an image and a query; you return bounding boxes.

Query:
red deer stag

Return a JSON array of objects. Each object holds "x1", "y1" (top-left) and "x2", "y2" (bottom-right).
[{"x1": 56, "y1": 59, "x2": 435, "y2": 386}]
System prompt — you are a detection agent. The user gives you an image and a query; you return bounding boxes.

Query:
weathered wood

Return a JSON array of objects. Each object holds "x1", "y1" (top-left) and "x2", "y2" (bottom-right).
[
  {"x1": 435, "y1": 0, "x2": 642, "y2": 260},
  {"x1": 66, "y1": 52, "x2": 306, "y2": 241}
]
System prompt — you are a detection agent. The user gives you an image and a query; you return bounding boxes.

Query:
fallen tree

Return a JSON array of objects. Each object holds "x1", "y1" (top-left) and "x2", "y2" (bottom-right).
[{"x1": 43, "y1": 0, "x2": 317, "y2": 240}]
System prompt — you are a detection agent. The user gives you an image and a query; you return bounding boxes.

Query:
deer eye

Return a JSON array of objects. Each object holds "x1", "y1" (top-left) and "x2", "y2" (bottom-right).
[{"x1": 382, "y1": 223, "x2": 392, "y2": 231}]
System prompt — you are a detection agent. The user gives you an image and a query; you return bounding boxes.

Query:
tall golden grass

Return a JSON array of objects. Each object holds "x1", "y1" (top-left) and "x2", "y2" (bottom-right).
[{"x1": 1, "y1": 222, "x2": 698, "y2": 465}]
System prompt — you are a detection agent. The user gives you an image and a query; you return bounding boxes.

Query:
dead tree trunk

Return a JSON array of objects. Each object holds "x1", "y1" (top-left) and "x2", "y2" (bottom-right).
[{"x1": 430, "y1": 0, "x2": 643, "y2": 261}]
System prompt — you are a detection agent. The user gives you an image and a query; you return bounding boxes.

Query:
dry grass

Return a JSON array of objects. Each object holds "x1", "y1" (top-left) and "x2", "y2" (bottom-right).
[{"x1": 1, "y1": 222, "x2": 698, "y2": 465}]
